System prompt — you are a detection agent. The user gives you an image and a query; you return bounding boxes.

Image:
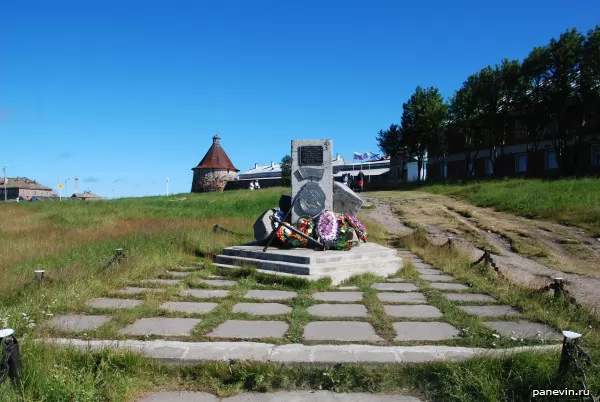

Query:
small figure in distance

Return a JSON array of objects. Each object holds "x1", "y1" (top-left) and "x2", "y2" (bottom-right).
[
  {"x1": 357, "y1": 170, "x2": 365, "y2": 192},
  {"x1": 255, "y1": 180, "x2": 260, "y2": 190},
  {"x1": 249, "y1": 181, "x2": 255, "y2": 190}
]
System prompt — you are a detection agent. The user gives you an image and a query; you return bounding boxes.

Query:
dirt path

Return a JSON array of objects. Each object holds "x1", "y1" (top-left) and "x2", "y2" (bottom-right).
[{"x1": 362, "y1": 191, "x2": 600, "y2": 311}]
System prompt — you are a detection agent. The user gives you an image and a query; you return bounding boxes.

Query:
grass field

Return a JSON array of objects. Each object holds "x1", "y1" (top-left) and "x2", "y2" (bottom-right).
[
  {"x1": 1, "y1": 187, "x2": 599, "y2": 401},
  {"x1": 371, "y1": 178, "x2": 600, "y2": 236}
]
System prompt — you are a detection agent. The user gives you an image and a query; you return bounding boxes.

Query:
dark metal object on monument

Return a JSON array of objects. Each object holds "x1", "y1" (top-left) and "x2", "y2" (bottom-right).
[
  {"x1": 279, "y1": 195, "x2": 292, "y2": 217},
  {"x1": 298, "y1": 146, "x2": 324, "y2": 166},
  {"x1": 298, "y1": 181, "x2": 326, "y2": 217},
  {"x1": 263, "y1": 194, "x2": 301, "y2": 252},
  {"x1": 0, "y1": 329, "x2": 21, "y2": 386}
]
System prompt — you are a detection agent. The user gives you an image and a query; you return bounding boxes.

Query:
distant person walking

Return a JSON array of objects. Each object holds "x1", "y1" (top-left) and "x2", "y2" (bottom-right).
[
  {"x1": 342, "y1": 173, "x2": 349, "y2": 186},
  {"x1": 357, "y1": 171, "x2": 365, "y2": 192},
  {"x1": 254, "y1": 180, "x2": 260, "y2": 189},
  {"x1": 249, "y1": 181, "x2": 255, "y2": 190}
]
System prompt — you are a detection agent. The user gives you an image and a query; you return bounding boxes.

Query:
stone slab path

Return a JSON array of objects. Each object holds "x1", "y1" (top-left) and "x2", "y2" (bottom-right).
[
  {"x1": 137, "y1": 390, "x2": 422, "y2": 402},
  {"x1": 44, "y1": 254, "x2": 565, "y2": 363}
]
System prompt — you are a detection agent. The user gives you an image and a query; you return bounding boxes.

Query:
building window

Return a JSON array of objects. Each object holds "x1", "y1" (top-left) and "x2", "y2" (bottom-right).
[
  {"x1": 514, "y1": 120, "x2": 528, "y2": 139},
  {"x1": 592, "y1": 145, "x2": 600, "y2": 166},
  {"x1": 515, "y1": 153, "x2": 527, "y2": 173},
  {"x1": 546, "y1": 149, "x2": 559, "y2": 170}
]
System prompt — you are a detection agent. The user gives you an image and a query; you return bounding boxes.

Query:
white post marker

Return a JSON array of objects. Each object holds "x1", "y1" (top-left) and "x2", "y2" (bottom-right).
[
  {"x1": 58, "y1": 183, "x2": 63, "y2": 201},
  {"x1": 166, "y1": 177, "x2": 170, "y2": 196},
  {"x1": 0, "y1": 328, "x2": 15, "y2": 338}
]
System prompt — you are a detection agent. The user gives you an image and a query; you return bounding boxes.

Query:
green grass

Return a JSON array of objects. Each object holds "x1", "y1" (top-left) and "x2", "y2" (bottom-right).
[
  {"x1": 1, "y1": 187, "x2": 600, "y2": 400},
  {"x1": 0, "y1": 342, "x2": 590, "y2": 402},
  {"x1": 372, "y1": 178, "x2": 600, "y2": 236}
]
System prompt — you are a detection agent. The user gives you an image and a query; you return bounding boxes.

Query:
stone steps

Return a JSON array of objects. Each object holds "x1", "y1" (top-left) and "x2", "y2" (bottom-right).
[
  {"x1": 213, "y1": 260, "x2": 403, "y2": 285},
  {"x1": 222, "y1": 244, "x2": 398, "y2": 265},
  {"x1": 213, "y1": 263, "x2": 324, "y2": 281},
  {"x1": 214, "y1": 242, "x2": 404, "y2": 285},
  {"x1": 215, "y1": 254, "x2": 402, "y2": 276}
]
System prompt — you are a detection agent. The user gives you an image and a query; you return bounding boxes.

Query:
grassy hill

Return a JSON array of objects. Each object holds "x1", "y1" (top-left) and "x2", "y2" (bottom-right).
[{"x1": 372, "y1": 178, "x2": 600, "y2": 236}]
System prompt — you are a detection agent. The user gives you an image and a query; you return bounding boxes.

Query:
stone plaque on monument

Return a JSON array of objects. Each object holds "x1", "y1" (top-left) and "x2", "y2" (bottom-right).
[{"x1": 291, "y1": 140, "x2": 333, "y2": 223}]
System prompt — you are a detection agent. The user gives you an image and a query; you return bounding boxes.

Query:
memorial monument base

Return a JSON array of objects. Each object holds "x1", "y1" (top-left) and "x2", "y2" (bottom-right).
[{"x1": 213, "y1": 243, "x2": 403, "y2": 285}]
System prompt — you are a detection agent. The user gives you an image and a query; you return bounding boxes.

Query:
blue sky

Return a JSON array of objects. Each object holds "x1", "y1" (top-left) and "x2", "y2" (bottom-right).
[{"x1": 1, "y1": 1, "x2": 599, "y2": 198}]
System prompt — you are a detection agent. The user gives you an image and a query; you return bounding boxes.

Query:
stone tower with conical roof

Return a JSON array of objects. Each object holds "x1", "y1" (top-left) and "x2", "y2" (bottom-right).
[{"x1": 191, "y1": 135, "x2": 239, "y2": 192}]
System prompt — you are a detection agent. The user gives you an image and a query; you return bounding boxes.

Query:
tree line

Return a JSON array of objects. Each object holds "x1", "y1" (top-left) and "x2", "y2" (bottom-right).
[{"x1": 377, "y1": 26, "x2": 600, "y2": 180}]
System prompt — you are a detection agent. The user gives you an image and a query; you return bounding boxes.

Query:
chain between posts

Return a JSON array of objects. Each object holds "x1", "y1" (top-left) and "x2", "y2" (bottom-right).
[
  {"x1": 559, "y1": 332, "x2": 597, "y2": 402},
  {"x1": 105, "y1": 248, "x2": 125, "y2": 268},
  {"x1": 471, "y1": 248, "x2": 504, "y2": 277},
  {"x1": 0, "y1": 332, "x2": 21, "y2": 386},
  {"x1": 536, "y1": 277, "x2": 577, "y2": 303},
  {"x1": 212, "y1": 224, "x2": 248, "y2": 237}
]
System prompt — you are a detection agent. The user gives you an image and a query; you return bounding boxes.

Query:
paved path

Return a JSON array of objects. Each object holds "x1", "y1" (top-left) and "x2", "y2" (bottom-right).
[
  {"x1": 42, "y1": 249, "x2": 564, "y2": 363},
  {"x1": 137, "y1": 390, "x2": 422, "y2": 402},
  {"x1": 44, "y1": 338, "x2": 560, "y2": 363}
]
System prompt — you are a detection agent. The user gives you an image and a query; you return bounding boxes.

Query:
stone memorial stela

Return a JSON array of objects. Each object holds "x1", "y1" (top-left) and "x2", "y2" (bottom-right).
[{"x1": 291, "y1": 140, "x2": 333, "y2": 223}]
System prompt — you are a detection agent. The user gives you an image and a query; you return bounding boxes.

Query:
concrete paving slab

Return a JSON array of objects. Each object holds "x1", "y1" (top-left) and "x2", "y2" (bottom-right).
[
  {"x1": 459, "y1": 305, "x2": 522, "y2": 317},
  {"x1": 232, "y1": 303, "x2": 292, "y2": 315},
  {"x1": 420, "y1": 274, "x2": 455, "y2": 282},
  {"x1": 415, "y1": 268, "x2": 442, "y2": 275},
  {"x1": 223, "y1": 391, "x2": 422, "y2": 401},
  {"x1": 208, "y1": 320, "x2": 288, "y2": 339},
  {"x1": 371, "y1": 283, "x2": 418, "y2": 292},
  {"x1": 138, "y1": 391, "x2": 218, "y2": 401},
  {"x1": 160, "y1": 302, "x2": 218, "y2": 314},
  {"x1": 303, "y1": 321, "x2": 382, "y2": 341},
  {"x1": 377, "y1": 292, "x2": 427, "y2": 304},
  {"x1": 119, "y1": 317, "x2": 201, "y2": 336},
  {"x1": 85, "y1": 298, "x2": 143, "y2": 309},
  {"x1": 244, "y1": 290, "x2": 297, "y2": 301},
  {"x1": 393, "y1": 322, "x2": 461, "y2": 341},
  {"x1": 412, "y1": 262, "x2": 432, "y2": 269},
  {"x1": 443, "y1": 293, "x2": 497, "y2": 302},
  {"x1": 384, "y1": 305, "x2": 443, "y2": 318},
  {"x1": 120, "y1": 287, "x2": 163, "y2": 295},
  {"x1": 312, "y1": 291, "x2": 363, "y2": 302},
  {"x1": 165, "y1": 271, "x2": 191, "y2": 277},
  {"x1": 386, "y1": 278, "x2": 405, "y2": 282},
  {"x1": 207, "y1": 275, "x2": 224, "y2": 279},
  {"x1": 338, "y1": 286, "x2": 358, "y2": 290},
  {"x1": 483, "y1": 320, "x2": 562, "y2": 340},
  {"x1": 141, "y1": 279, "x2": 182, "y2": 286},
  {"x1": 47, "y1": 314, "x2": 112, "y2": 332},
  {"x1": 429, "y1": 282, "x2": 470, "y2": 290},
  {"x1": 46, "y1": 338, "x2": 562, "y2": 364},
  {"x1": 183, "y1": 289, "x2": 229, "y2": 299},
  {"x1": 199, "y1": 279, "x2": 238, "y2": 287},
  {"x1": 307, "y1": 304, "x2": 368, "y2": 317}
]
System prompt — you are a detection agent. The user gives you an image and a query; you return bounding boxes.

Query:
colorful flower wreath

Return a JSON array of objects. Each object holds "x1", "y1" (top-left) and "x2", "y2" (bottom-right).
[
  {"x1": 272, "y1": 214, "x2": 315, "y2": 248},
  {"x1": 316, "y1": 210, "x2": 339, "y2": 243},
  {"x1": 345, "y1": 214, "x2": 368, "y2": 242}
]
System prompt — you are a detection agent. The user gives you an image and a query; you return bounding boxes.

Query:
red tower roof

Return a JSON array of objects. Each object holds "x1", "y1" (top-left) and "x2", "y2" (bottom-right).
[{"x1": 192, "y1": 135, "x2": 239, "y2": 171}]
